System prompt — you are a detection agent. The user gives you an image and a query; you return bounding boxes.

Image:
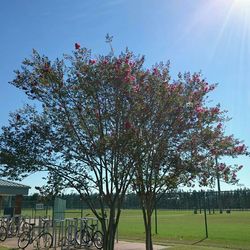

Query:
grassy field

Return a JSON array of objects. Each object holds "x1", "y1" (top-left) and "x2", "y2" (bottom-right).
[
  {"x1": 117, "y1": 209, "x2": 250, "y2": 249},
  {"x1": 56, "y1": 209, "x2": 250, "y2": 249},
  {"x1": 6, "y1": 208, "x2": 250, "y2": 249}
]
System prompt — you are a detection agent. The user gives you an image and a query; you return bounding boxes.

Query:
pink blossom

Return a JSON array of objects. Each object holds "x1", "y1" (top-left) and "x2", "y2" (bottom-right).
[
  {"x1": 153, "y1": 68, "x2": 159, "y2": 76},
  {"x1": 116, "y1": 59, "x2": 122, "y2": 66},
  {"x1": 129, "y1": 61, "x2": 135, "y2": 67},
  {"x1": 232, "y1": 172, "x2": 237, "y2": 180},
  {"x1": 192, "y1": 74, "x2": 201, "y2": 83},
  {"x1": 95, "y1": 109, "x2": 100, "y2": 119},
  {"x1": 218, "y1": 163, "x2": 225, "y2": 171},
  {"x1": 234, "y1": 144, "x2": 245, "y2": 153},
  {"x1": 125, "y1": 67, "x2": 131, "y2": 75},
  {"x1": 211, "y1": 148, "x2": 218, "y2": 155},
  {"x1": 124, "y1": 121, "x2": 132, "y2": 130},
  {"x1": 211, "y1": 107, "x2": 220, "y2": 114},
  {"x1": 124, "y1": 76, "x2": 130, "y2": 83},
  {"x1": 124, "y1": 75, "x2": 136, "y2": 83},
  {"x1": 130, "y1": 75, "x2": 136, "y2": 82},
  {"x1": 217, "y1": 123, "x2": 222, "y2": 129},
  {"x1": 43, "y1": 63, "x2": 50, "y2": 73},
  {"x1": 168, "y1": 84, "x2": 178, "y2": 92},
  {"x1": 75, "y1": 43, "x2": 80, "y2": 50},
  {"x1": 192, "y1": 90, "x2": 199, "y2": 96},
  {"x1": 115, "y1": 65, "x2": 120, "y2": 72},
  {"x1": 195, "y1": 106, "x2": 205, "y2": 114},
  {"x1": 204, "y1": 85, "x2": 209, "y2": 92},
  {"x1": 132, "y1": 85, "x2": 140, "y2": 93},
  {"x1": 89, "y1": 59, "x2": 96, "y2": 65}
]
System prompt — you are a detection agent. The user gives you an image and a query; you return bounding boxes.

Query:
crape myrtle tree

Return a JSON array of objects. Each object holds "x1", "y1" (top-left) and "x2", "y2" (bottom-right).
[
  {"x1": 128, "y1": 71, "x2": 248, "y2": 250},
  {"x1": 0, "y1": 44, "x2": 146, "y2": 249},
  {"x1": 203, "y1": 122, "x2": 247, "y2": 213},
  {"x1": 0, "y1": 42, "x2": 248, "y2": 249}
]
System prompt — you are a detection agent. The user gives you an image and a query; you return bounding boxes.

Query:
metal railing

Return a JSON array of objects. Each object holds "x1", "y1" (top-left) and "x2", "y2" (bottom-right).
[{"x1": 0, "y1": 215, "x2": 104, "y2": 249}]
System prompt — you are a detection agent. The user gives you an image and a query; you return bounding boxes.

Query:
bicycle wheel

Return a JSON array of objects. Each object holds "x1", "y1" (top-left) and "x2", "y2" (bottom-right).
[
  {"x1": 38, "y1": 232, "x2": 53, "y2": 249},
  {"x1": 75, "y1": 229, "x2": 88, "y2": 246},
  {"x1": 58, "y1": 236, "x2": 66, "y2": 247},
  {"x1": 65, "y1": 225, "x2": 75, "y2": 245},
  {"x1": 9, "y1": 221, "x2": 18, "y2": 236},
  {"x1": 21, "y1": 222, "x2": 32, "y2": 233},
  {"x1": 18, "y1": 231, "x2": 31, "y2": 249},
  {"x1": 93, "y1": 230, "x2": 104, "y2": 249},
  {"x1": 0, "y1": 226, "x2": 7, "y2": 242}
]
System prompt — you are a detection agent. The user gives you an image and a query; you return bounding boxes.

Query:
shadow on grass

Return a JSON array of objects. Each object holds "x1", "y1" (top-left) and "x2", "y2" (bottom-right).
[{"x1": 192, "y1": 237, "x2": 208, "y2": 245}]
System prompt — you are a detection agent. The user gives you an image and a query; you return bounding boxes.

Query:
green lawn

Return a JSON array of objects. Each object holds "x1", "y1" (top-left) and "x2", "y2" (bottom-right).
[
  {"x1": 3, "y1": 208, "x2": 249, "y2": 249},
  {"x1": 60, "y1": 209, "x2": 250, "y2": 249},
  {"x1": 118, "y1": 209, "x2": 250, "y2": 249},
  {"x1": 168, "y1": 245, "x2": 236, "y2": 250}
]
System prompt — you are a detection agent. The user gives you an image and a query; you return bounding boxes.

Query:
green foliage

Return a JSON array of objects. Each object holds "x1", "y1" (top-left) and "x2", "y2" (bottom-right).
[{"x1": 0, "y1": 43, "x2": 248, "y2": 250}]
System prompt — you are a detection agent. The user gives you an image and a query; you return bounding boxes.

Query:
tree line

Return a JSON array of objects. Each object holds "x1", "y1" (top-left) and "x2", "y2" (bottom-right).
[{"x1": 22, "y1": 189, "x2": 250, "y2": 211}]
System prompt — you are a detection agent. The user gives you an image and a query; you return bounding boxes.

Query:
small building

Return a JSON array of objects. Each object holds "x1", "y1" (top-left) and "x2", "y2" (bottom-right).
[{"x1": 0, "y1": 179, "x2": 30, "y2": 216}]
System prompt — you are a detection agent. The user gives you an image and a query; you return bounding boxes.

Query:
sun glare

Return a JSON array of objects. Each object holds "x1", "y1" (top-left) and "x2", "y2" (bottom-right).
[
  {"x1": 234, "y1": 0, "x2": 250, "y2": 6},
  {"x1": 178, "y1": 0, "x2": 250, "y2": 80}
]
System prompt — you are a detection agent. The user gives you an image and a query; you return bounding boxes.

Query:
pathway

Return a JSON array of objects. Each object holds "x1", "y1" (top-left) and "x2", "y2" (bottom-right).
[{"x1": 1, "y1": 237, "x2": 170, "y2": 250}]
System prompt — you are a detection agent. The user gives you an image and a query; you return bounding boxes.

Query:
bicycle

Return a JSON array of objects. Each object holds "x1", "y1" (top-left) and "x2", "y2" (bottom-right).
[
  {"x1": 60, "y1": 218, "x2": 77, "y2": 246},
  {"x1": 0, "y1": 216, "x2": 17, "y2": 237},
  {"x1": 38, "y1": 217, "x2": 51, "y2": 232},
  {"x1": 9, "y1": 216, "x2": 31, "y2": 236},
  {"x1": 0, "y1": 226, "x2": 7, "y2": 242},
  {"x1": 18, "y1": 217, "x2": 32, "y2": 234},
  {"x1": 18, "y1": 223, "x2": 53, "y2": 249},
  {"x1": 76, "y1": 221, "x2": 103, "y2": 249},
  {"x1": 62, "y1": 215, "x2": 89, "y2": 246},
  {"x1": 74, "y1": 218, "x2": 88, "y2": 247}
]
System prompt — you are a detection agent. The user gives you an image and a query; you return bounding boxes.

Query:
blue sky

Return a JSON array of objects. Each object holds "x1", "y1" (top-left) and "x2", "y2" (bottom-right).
[{"x1": 1, "y1": 0, "x2": 250, "y2": 193}]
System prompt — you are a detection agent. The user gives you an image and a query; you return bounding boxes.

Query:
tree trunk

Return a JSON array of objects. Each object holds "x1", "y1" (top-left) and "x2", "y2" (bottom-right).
[
  {"x1": 142, "y1": 207, "x2": 153, "y2": 250},
  {"x1": 103, "y1": 227, "x2": 116, "y2": 250},
  {"x1": 102, "y1": 208, "x2": 117, "y2": 250},
  {"x1": 145, "y1": 222, "x2": 153, "y2": 250},
  {"x1": 216, "y1": 156, "x2": 223, "y2": 214}
]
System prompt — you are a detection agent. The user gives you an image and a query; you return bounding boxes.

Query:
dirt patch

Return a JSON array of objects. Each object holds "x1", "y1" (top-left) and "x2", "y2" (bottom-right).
[{"x1": 115, "y1": 241, "x2": 168, "y2": 250}]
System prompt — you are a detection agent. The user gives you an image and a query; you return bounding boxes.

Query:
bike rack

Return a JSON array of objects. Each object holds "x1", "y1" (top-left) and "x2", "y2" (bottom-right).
[{"x1": 1, "y1": 215, "x2": 105, "y2": 249}]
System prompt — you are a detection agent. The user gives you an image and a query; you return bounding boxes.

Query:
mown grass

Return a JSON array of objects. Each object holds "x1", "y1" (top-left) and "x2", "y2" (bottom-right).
[
  {"x1": 168, "y1": 245, "x2": 235, "y2": 250},
  {"x1": 5, "y1": 208, "x2": 250, "y2": 249},
  {"x1": 117, "y1": 209, "x2": 250, "y2": 249}
]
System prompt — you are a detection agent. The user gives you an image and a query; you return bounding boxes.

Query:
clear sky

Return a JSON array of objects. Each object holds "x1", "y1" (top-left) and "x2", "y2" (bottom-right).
[{"x1": 0, "y1": 0, "x2": 250, "y2": 193}]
